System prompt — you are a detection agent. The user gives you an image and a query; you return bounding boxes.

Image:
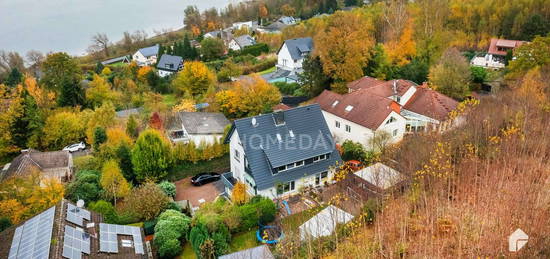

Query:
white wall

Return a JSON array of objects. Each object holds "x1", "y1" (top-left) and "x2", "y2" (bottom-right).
[
  {"x1": 228, "y1": 40, "x2": 241, "y2": 51},
  {"x1": 277, "y1": 43, "x2": 303, "y2": 70},
  {"x1": 133, "y1": 51, "x2": 157, "y2": 66},
  {"x1": 189, "y1": 134, "x2": 223, "y2": 146},
  {"x1": 256, "y1": 169, "x2": 335, "y2": 199},
  {"x1": 157, "y1": 70, "x2": 174, "y2": 77},
  {"x1": 322, "y1": 110, "x2": 405, "y2": 150},
  {"x1": 229, "y1": 130, "x2": 246, "y2": 186}
]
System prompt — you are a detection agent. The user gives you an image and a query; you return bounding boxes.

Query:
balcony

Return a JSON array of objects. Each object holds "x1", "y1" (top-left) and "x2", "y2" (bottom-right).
[{"x1": 221, "y1": 172, "x2": 237, "y2": 191}]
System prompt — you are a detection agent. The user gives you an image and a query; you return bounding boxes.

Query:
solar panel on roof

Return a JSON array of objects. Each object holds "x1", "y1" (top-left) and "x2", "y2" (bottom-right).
[
  {"x1": 8, "y1": 206, "x2": 55, "y2": 259},
  {"x1": 62, "y1": 225, "x2": 91, "y2": 259},
  {"x1": 98, "y1": 223, "x2": 144, "y2": 254},
  {"x1": 66, "y1": 204, "x2": 91, "y2": 226}
]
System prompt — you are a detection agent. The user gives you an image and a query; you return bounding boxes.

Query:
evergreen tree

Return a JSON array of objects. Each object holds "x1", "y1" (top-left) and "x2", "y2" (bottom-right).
[
  {"x1": 182, "y1": 35, "x2": 193, "y2": 60},
  {"x1": 95, "y1": 62, "x2": 105, "y2": 74},
  {"x1": 57, "y1": 79, "x2": 85, "y2": 107},
  {"x1": 131, "y1": 129, "x2": 171, "y2": 182},
  {"x1": 519, "y1": 14, "x2": 550, "y2": 41},
  {"x1": 298, "y1": 56, "x2": 332, "y2": 98},
  {"x1": 126, "y1": 115, "x2": 139, "y2": 138},
  {"x1": 116, "y1": 143, "x2": 135, "y2": 183},
  {"x1": 11, "y1": 90, "x2": 41, "y2": 149},
  {"x1": 6, "y1": 68, "x2": 23, "y2": 87},
  {"x1": 93, "y1": 126, "x2": 107, "y2": 150}
]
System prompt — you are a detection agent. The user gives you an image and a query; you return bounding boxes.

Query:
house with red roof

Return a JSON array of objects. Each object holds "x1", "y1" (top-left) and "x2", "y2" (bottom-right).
[
  {"x1": 471, "y1": 38, "x2": 527, "y2": 69},
  {"x1": 315, "y1": 76, "x2": 459, "y2": 148}
]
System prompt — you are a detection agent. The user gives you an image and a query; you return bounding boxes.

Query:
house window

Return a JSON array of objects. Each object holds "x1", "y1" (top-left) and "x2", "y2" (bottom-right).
[
  {"x1": 275, "y1": 165, "x2": 286, "y2": 174},
  {"x1": 386, "y1": 117, "x2": 396, "y2": 124},
  {"x1": 335, "y1": 121, "x2": 341, "y2": 128},
  {"x1": 295, "y1": 161, "x2": 304, "y2": 167},
  {"x1": 313, "y1": 154, "x2": 328, "y2": 162},
  {"x1": 282, "y1": 59, "x2": 288, "y2": 66},
  {"x1": 286, "y1": 163, "x2": 295, "y2": 170},
  {"x1": 277, "y1": 181, "x2": 295, "y2": 195},
  {"x1": 345, "y1": 105, "x2": 354, "y2": 112},
  {"x1": 234, "y1": 150, "x2": 240, "y2": 162},
  {"x1": 332, "y1": 100, "x2": 339, "y2": 107},
  {"x1": 393, "y1": 129, "x2": 398, "y2": 137},
  {"x1": 170, "y1": 130, "x2": 185, "y2": 139},
  {"x1": 315, "y1": 171, "x2": 328, "y2": 185},
  {"x1": 345, "y1": 125, "x2": 351, "y2": 133}
]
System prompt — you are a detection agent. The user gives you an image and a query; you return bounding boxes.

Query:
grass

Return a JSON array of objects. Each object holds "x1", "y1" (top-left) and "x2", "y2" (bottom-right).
[
  {"x1": 281, "y1": 205, "x2": 326, "y2": 232},
  {"x1": 168, "y1": 154, "x2": 230, "y2": 181},
  {"x1": 162, "y1": 93, "x2": 178, "y2": 107},
  {"x1": 229, "y1": 229, "x2": 259, "y2": 252},
  {"x1": 258, "y1": 66, "x2": 276, "y2": 75},
  {"x1": 179, "y1": 242, "x2": 196, "y2": 259}
]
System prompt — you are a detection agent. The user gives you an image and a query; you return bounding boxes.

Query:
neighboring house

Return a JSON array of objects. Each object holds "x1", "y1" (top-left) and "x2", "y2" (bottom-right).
[
  {"x1": 101, "y1": 55, "x2": 131, "y2": 65},
  {"x1": 219, "y1": 245, "x2": 274, "y2": 259},
  {"x1": 278, "y1": 16, "x2": 298, "y2": 25},
  {"x1": 347, "y1": 77, "x2": 459, "y2": 133},
  {"x1": 299, "y1": 205, "x2": 354, "y2": 241},
  {"x1": 1, "y1": 149, "x2": 73, "y2": 183},
  {"x1": 115, "y1": 107, "x2": 143, "y2": 119},
  {"x1": 262, "y1": 37, "x2": 313, "y2": 83},
  {"x1": 315, "y1": 89, "x2": 406, "y2": 148},
  {"x1": 204, "y1": 30, "x2": 233, "y2": 44},
  {"x1": 156, "y1": 54, "x2": 183, "y2": 77},
  {"x1": 231, "y1": 21, "x2": 258, "y2": 30},
  {"x1": 0, "y1": 200, "x2": 150, "y2": 259},
  {"x1": 256, "y1": 21, "x2": 288, "y2": 34},
  {"x1": 166, "y1": 112, "x2": 230, "y2": 145},
  {"x1": 228, "y1": 35, "x2": 256, "y2": 51},
  {"x1": 471, "y1": 38, "x2": 527, "y2": 69},
  {"x1": 132, "y1": 44, "x2": 159, "y2": 66},
  {"x1": 222, "y1": 104, "x2": 342, "y2": 199}
]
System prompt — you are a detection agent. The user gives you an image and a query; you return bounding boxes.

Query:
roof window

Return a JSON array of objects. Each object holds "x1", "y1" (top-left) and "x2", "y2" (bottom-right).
[
  {"x1": 345, "y1": 105, "x2": 354, "y2": 112},
  {"x1": 332, "y1": 100, "x2": 339, "y2": 107}
]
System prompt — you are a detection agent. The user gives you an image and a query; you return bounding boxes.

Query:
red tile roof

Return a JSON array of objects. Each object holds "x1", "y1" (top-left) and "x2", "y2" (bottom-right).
[
  {"x1": 347, "y1": 76, "x2": 416, "y2": 97},
  {"x1": 487, "y1": 38, "x2": 526, "y2": 56},
  {"x1": 272, "y1": 103, "x2": 291, "y2": 111},
  {"x1": 315, "y1": 89, "x2": 401, "y2": 130},
  {"x1": 403, "y1": 85, "x2": 458, "y2": 121}
]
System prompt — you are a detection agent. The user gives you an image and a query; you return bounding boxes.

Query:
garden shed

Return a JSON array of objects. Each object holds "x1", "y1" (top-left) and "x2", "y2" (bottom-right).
[{"x1": 299, "y1": 205, "x2": 354, "y2": 240}]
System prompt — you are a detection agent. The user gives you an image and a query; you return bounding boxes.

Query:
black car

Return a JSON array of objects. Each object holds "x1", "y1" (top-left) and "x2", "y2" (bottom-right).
[{"x1": 191, "y1": 172, "x2": 221, "y2": 186}]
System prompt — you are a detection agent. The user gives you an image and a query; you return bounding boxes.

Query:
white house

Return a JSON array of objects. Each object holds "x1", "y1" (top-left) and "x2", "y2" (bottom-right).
[
  {"x1": 228, "y1": 35, "x2": 256, "y2": 51},
  {"x1": 166, "y1": 112, "x2": 230, "y2": 146},
  {"x1": 156, "y1": 54, "x2": 183, "y2": 77},
  {"x1": 471, "y1": 38, "x2": 527, "y2": 69},
  {"x1": 315, "y1": 89, "x2": 407, "y2": 149},
  {"x1": 276, "y1": 37, "x2": 313, "y2": 71},
  {"x1": 231, "y1": 21, "x2": 258, "y2": 30},
  {"x1": 222, "y1": 104, "x2": 342, "y2": 199},
  {"x1": 278, "y1": 16, "x2": 298, "y2": 25},
  {"x1": 132, "y1": 44, "x2": 159, "y2": 66}
]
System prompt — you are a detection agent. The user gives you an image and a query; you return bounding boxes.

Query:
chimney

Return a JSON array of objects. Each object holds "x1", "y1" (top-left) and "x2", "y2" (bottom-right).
[
  {"x1": 392, "y1": 80, "x2": 398, "y2": 95},
  {"x1": 273, "y1": 111, "x2": 285, "y2": 126}
]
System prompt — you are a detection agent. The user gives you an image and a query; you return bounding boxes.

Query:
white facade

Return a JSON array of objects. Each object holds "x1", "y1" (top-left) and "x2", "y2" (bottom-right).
[
  {"x1": 228, "y1": 129, "x2": 336, "y2": 199},
  {"x1": 228, "y1": 39, "x2": 242, "y2": 51},
  {"x1": 157, "y1": 69, "x2": 175, "y2": 77},
  {"x1": 232, "y1": 21, "x2": 254, "y2": 30},
  {"x1": 277, "y1": 43, "x2": 304, "y2": 71},
  {"x1": 470, "y1": 54, "x2": 505, "y2": 69},
  {"x1": 132, "y1": 51, "x2": 157, "y2": 66},
  {"x1": 322, "y1": 110, "x2": 406, "y2": 150}
]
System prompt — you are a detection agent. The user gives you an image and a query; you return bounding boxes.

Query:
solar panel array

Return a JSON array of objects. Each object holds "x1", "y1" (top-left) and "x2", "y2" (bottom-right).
[
  {"x1": 8, "y1": 206, "x2": 56, "y2": 259},
  {"x1": 62, "y1": 225, "x2": 91, "y2": 259},
  {"x1": 99, "y1": 223, "x2": 144, "y2": 254},
  {"x1": 66, "y1": 203, "x2": 91, "y2": 226}
]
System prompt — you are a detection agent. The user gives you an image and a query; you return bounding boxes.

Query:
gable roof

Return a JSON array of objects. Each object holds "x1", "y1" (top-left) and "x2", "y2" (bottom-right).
[
  {"x1": 169, "y1": 112, "x2": 230, "y2": 135},
  {"x1": 101, "y1": 55, "x2": 130, "y2": 65},
  {"x1": 279, "y1": 37, "x2": 313, "y2": 60},
  {"x1": 347, "y1": 76, "x2": 416, "y2": 97},
  {"x1": 233, "y1": 35, "x2": 256, "y2": 48},
  {"x1": 136, "y1": 44, "x2": 159, "y2": 57},
  {"x1": 0, "y1": 200, "x2": 149, "y2": 259},
  {"x1": 488, "y1": 38, "x2": 526, "y2": 56},
  {"x1": 264, "y1": 21, "x2": 288, "y2": 31},
  {"x1": 403, "y1": 85, "x2": 458, "y2": 121},
  {"x1": 354, "y1": 162, "x2": 403, "y2": 190},
  {"x1": 156, "y1": 54, "x2": 183, "y2": 72},
  {"x1": 219, "y1": 245, "x2": 274, "y2": 259},
  {"x1": 1, "y1": 150, "x2": 71, "y2": 181},
  {"x1": 315, "y1": 89, "x2": 401, "y2": 130},
  {"x1": 278, "y1": 16, "x2": 296, "y2": 25},
  {"x1": 299, "y1": 205, "x2": 354, "y2": 240},
  {"x1": 227, "y1": 104, "x2": 341, "y2": 190},
  {"x1": 205, "y1": 30, "x2": 233, "y2": 41}
]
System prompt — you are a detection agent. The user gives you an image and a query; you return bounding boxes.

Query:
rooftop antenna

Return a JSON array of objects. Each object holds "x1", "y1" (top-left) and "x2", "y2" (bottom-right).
[{"x1": 76, "y1": 199, "x2": 85, "y2": 208}]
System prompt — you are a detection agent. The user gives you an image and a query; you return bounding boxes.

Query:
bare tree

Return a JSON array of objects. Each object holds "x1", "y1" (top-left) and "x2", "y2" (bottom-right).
[
  {"x1": 130, "y1": 30, "x2": 148, "y2": 49},
  {"x1": 383, "y1": 0, "x2": 409, "y2": 42},
  {"x1": 0, "y1": 50, "x2": 25, "y2": 75},
  {"x1": 89, "y1": 33, "x2": 111, "y2": 58},
  {"x1": 369, "y1": 130, "x2": 392, "y2": 153},
  {"x1": 120, "y1": 31, "x2": 134, "y2": 52},
  {"x1": 25, "y1": 50, "x2": 45, "y2": 77}
]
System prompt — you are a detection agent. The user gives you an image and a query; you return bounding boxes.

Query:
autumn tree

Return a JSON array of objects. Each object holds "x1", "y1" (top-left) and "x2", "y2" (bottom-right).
[
  {"x1": 215, "y1": 74, "x2": 281, "y2": 118},
  {"x1": 84, "y1": 102, "x2": 116, "y2": 145},
  {"x1": 184, "y1": 6, "x2": 203, "y2": 31},
  {"x1": 172, "y1": 61, "x2": 216, "y2": 97},
  {"x1": 384, "y1": 20, "x2": 416, "y2": 66},
  {"x1": 173, "y1": 98, "x2": 197, "y2": 112},
  {"x1": 200, "y1": 38, "x2": 225, "y2": 61},
  {"x1": 126, "y1": 115, "x2": 139, "y2": 138},
  {"x1": 40, "y1": 52, "x2": 83, "y2": 106},
  {"x1": 131, "y1": 129, "x2": 172, "y2": 182},
  {"x1": 231, "y1": 182, "x2": 248, "y2": 205},
  {"x1": 100, "y1": 160, "x2": 131, "y2": 205},
  {"x1": 86, "y1": 74, "x2": 120, "y2": 108},
  {"x1": 428, "y1": 47, "x2": 471, "y2": 100},
  {"x1": 149, "y1": 112, "x2": 163, "y2": 130},
  {"x1": 507, "y1": 35, "x2": 550, "y2": 78},
  {"x1": 88, "y1": 33, "x2": 111, "y2": 58},
  {"x1": 43, "y1": 110, "x2": 85, "y2": 150},
  {"x1": 281, "y1": 4, "x2": 296, "y2": 17},
  {"x1": 314, "y1": 11, "x2": 374, "y2": 93},
  {"x1": 119, "y1": 181, "x2": 170, "y2": 220}
]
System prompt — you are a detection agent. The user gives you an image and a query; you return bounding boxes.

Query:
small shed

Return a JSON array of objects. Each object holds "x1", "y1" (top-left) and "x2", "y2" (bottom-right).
[
  {"x1": 299, "y1": 205, "x2": 354, "y2": 241},
  {"x1": 219, "y1": 245, "x2": 274, "y2": 259},
  {"x1": 354, "y1": 162, "x2": 404, "y2": 191}
]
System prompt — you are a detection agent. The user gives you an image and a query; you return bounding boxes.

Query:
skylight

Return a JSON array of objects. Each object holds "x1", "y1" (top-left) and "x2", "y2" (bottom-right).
[
  {"x1": 345, "y1": 105, "x2": 354, "y2": 112},
  {"x1": 289, "y1": 130, "x2": 295, "y2": 138},
  {"x1": 332, "y1": 100, "x2": 339, "y2": 107}
]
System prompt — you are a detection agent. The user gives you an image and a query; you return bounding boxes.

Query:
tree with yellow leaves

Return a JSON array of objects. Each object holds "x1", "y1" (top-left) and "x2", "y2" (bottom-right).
[
  {"x1": 384, "y1": 20, "x2": 416, "y2": 66},
  {"x1": 314, "y1": 11, "x2": 375, "y2": 92},
  {"x1": 172, "y1": 61, "x2": 216, "y2": 97},
  {"x1": 85, "y1": 102, "x2": 116, "y2": 145},
  {"x1": 43, "y1": 110, "x2": 85, "y2": 150},
  {"x1": 231, "y1": 181, "x2": 249, "y2": 205},
  {"x1": 137, "y1": 66, "x2": 153, "y2": 83},
  {"x1": 86, "y1": 74, "x2": 121, "y2": 108},
  {"x1": 173, "y1": 98, "x2": 197, "y2": 112},
  {"x1": 215, "y1": 74, "x2": 281, "y2": 118},
  {"x1": 24, "y1": 77, "x2": 56, "y2": 111},
  {"x1": 100, "y1": 160, "x2": 131, "y2": 205},
  {"x1": 516, "y1": 67, "x2": 548, "y2": 109}
]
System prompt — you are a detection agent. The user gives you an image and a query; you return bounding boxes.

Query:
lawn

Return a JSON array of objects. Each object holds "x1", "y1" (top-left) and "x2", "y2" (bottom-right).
[
  {"x1": 168, "y1": 154, "x2": 230, "y2": 181},
  {"x1": 229, "y1": 229, "x2": 258, "y2": 252},
  {"x1": 258, "y1": 66, "x2": 276, "y2": 75},
  {"x1": 162, "y1": 93, "x2": 178, "y2": 107}
]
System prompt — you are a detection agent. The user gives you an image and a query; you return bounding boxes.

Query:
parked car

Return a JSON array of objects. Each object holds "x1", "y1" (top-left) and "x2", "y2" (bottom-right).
[
  {"x1": 191, "y1": 172, "x2": 221, "y2": 186},
  {"x1": 63, "y1": 142, "x2": 86, "y2": 153},
  {"x1": 345, "y1": 160, "x2": 363, "y2": 172}
]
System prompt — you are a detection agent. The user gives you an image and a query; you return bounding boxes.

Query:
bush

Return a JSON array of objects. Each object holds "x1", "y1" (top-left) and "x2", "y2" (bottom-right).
[
  {"x1": 120, "y1": 182, "x2": 170, "y2": 221},
  {"x1": 157, "y1": 238, "x2": 182, "y2": 258},
  {"x1": 242, "y1": 58, "x2": 277, "y2": 74},
  {"x1": 153, "y1": 229, "x2": 180, "y2": 247},
  {"x1": 273, "y1": 82, "x2": 302, "y2": 96},
  {"x1": 239, "y1": 43, "x2": 270, "y2": 57},
  {"x1": 189, "y1": 223, "x2": 210, "y2": 258},
  {"x1": 153, "y1": 209, "x2": 191, "y2": 258},
  {"x1": 0, "y1": 217, "x2": 12, "y2": 232},
  {"x1": 143, "y1": 219, "x2": 157, "y2": 235},
  {"x1": 65, "y1": 170, "x2": 102, "y2": 204},
  {"x1": 157, "y1": 181, "x2": 176, "y2": 198},
  {"x1": 88, "y1": 200, "x2": 117, "y2": 223},
  {"x1": 341, "y1": 140, "x2": 367, "y2": 162}
]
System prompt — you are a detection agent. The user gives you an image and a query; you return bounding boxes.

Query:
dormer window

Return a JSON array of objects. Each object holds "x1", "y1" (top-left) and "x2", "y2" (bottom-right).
[
  {"x1": 332, "y1": 100, "x2": 339, "y2": 107},
  {"x1": 289, "y1": 130, "x2": 295, "y2": 138},
  {"x1": 345, "y1": 105, "x2": 353, "y2": 112}
]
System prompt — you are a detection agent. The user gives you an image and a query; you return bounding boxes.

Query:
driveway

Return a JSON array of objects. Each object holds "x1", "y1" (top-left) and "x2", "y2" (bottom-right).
[
  {"x1": 174, "y1": 177, "x2": 224, "y2": 209},
  {"x1": 71, "y1": 148, "x2": 91, "y2": 158}
]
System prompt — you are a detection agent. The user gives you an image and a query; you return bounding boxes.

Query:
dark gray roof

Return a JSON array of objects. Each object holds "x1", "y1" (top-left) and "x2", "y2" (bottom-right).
[
  {"x1": 279, "y1": 37, "x2": 313, "y2": 60},
  {"x1": 1, "y1": 150, "x2": 71, "y2": 181},
  {"x1": 137, "y1": 44, "x2": 159, "y2": 57},
  {"x1": 169, "y1": 112, "x2": 230, "y2": 135},
  {"x1": 115, "y1": 107, "x2": 142, "y2": 118},
  {"x1": 101, "y1": 55, "x2": 130, "y2": 65},
  {"x1": 227, "y1": 104, "x2": 342, "y2": 190},
  {"x1": 219, "y1": 245, "x2": 274, "y2": 259},
  {"x1": 156, "y1": 54, "x2": 183, "y2": 72},
  {"x1": 233, "y1": 35, "x2": 256, "y2": 48},
  {"x1": 264, "y1": 21, "x2": 288, "y2": 31}
]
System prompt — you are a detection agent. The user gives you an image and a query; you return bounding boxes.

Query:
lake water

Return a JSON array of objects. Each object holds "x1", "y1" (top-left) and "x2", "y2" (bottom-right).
[{"x1": 0, "y1": 0, "x2": 237, "y2": 56}]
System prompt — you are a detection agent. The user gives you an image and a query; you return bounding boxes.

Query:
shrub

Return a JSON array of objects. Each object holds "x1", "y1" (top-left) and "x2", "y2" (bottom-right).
[
  {"x1": 65, "y1": 170, "x2": 102, "y2": 203},
  {"x1": 189, "y1": 223, "x2": 210, "y2": 258},
  {"x1": 341, "y1": 140, "x2": 367, "y2": 162},
  {"x1": 120, "y1": 181, "x2": 170, "y2": 221},
  {"x1": 273, "y1": 82, "x2": 302, "y2": 96},
  {"x1": 154, "y1": 229, "x2": 180, "y2": 247},
  {"x1": 88, "y1": 200, "x2": 117, "y2": 223},
  {"x1": 0, "y1": 217, "x2": 12, "y2": 232},
  {"x1": 212, "y1": 231, "x2": 230, "y2": 256},
  {"x1": 153, "y1": 209, "x2": 191, "y2": 258},
  {"x1": 143, "y1": 219, "x2": 157, "y2": 236},
  {"x1": 157, "y1": 181, "x2": 176, "y2": 198},
  {"x1": 157, "y1": 238, "x2": 182, "y2": 259},
  {"x1": 239, "y1": 43, "x2": 270, "y2": 57},
  {"x1": 254, "y1": 198, "x2": 277, "y2": 224}
]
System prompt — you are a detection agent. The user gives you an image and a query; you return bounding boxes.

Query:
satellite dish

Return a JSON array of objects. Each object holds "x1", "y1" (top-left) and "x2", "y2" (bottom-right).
[
  {"x1": 251, "y1": 117, "x2": 257, "y2": 126},
  {"x1": 76, "y1": 199, "x2": 85, "y2": 208}
]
